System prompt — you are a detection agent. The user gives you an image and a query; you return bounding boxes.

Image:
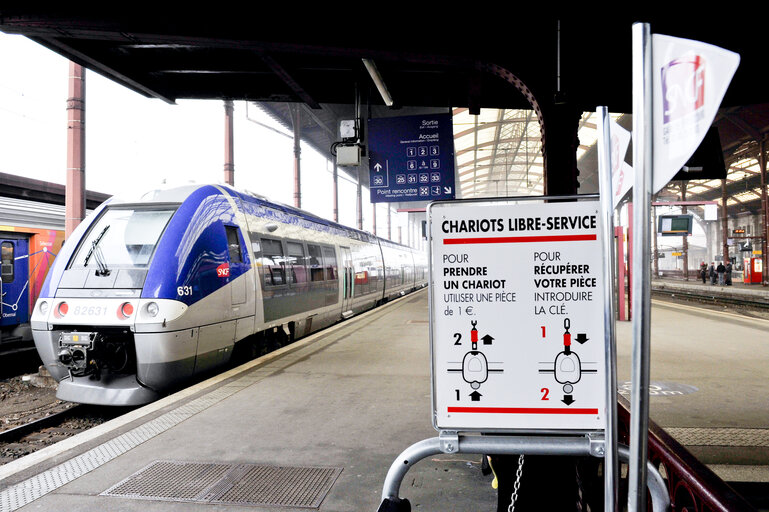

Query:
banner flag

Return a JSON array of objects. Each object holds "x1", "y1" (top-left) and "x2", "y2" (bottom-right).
[
  {"x1": 609, "y1": 119, "x2": 633, "y2": 209},
  {"x1": 652, "y1": 34, "x2": 739, "y2": 194}
]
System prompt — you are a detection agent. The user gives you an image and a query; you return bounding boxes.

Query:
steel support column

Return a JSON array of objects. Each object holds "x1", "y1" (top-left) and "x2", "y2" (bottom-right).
[
  {"x1": 223, "y1": 100, "x2": 234, "y2": 186},
  {"x1": 357, "y1": 167, "x2": 363, "y2": 230},
  {"x1": 760, "y1": 139, "x2": 768, "y2": 285},
  {"x1": 333, "y1": 160, "x2": 339, "y2": 223},
  {"x1": 722, "y1": 179, "x2": 729, "y2": 265},
  {"x1": 681, "y1": 183, "x2": 689, "y2": 280},
  {"x1": 387, "y1": 206, "x2": 391, "y2": 240},
  {"x1": 293, "y1": 106, "x2": 301, "y2": 209},
  {"x1": 652, "y1": 206, "x2": 659, "y2": 277},
  {"x1": 372, "y1": 203, "x2": 377, "y2": 236},
  {"x1": 65, "y1": 62, "x2": 86, "y2": 238}
]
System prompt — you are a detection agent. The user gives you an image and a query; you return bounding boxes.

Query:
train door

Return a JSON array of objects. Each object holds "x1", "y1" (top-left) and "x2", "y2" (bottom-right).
[
  {"x1": 225, "y1": 225, "x2": 246, "y2": 305},
  {"x1": 340, "y1": 246, "x2": 354, "y2": 317},
  {"x1": 1, "y1": 237, "x2": 30, "y2": 331}
]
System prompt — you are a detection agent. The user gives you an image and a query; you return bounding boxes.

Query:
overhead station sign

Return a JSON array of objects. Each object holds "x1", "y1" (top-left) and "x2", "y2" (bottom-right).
[
  {"x1": 368, "y1": 113, "x2": 456, "y2": 203},
  {"x1": 429, "y1": 200, "x2": 606, "y2": 432}
]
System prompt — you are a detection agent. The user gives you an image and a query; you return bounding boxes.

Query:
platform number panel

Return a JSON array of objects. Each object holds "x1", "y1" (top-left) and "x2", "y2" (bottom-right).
[{"x1": 429, "y1": 200, "x2": 607, "y2": 431}]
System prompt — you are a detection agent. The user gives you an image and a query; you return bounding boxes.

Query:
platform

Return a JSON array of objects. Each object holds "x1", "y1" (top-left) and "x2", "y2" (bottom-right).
[
  {"x1": 1, "y1": 288, "x2": 769, "y2": 511},
  {"x1": 651, "y1": 276, "x2": 769, "y2": 304}
]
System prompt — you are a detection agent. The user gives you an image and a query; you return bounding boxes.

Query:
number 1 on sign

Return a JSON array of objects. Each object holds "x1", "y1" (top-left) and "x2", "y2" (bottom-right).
[{"x1": 541, "y1": 326, "x2": 546, "y2": 337}]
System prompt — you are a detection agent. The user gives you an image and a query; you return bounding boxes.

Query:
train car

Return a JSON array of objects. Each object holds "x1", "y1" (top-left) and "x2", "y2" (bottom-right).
[
  {"x1": 1, "y1": 197, "x2": 65, "y2": 353},
  {"x1": 30, "y1": 184, "x2": 427, "y2": 406}
]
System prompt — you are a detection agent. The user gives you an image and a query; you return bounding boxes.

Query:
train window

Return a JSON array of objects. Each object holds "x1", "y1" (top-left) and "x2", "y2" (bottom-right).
[
  {"x1": 225, "y1": 226, "x2": 243, "y2": 264},
  {"x1": 1, "y1": 242, "x2": 14, "y2": 284},
  {"x1": 322, "y1": 246, "x2": 337, "y2": 280},
  {"x1": 286, "y1": 241, "x2": 307, "y2": 284},
  {"x1": 307, "y1": 244, "x2": 325, "y2": 282},
  {"x1": 69, "y1": 207, "x2": 176, "y2": 269},
  {"x1": 260, "y1": 238, "x2": 286, "y2": 286}
]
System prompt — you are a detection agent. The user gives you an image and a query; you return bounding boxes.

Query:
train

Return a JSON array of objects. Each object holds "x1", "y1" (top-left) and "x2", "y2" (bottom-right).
[
  {"x1": 1, "y1": 197, "x2": 65, "y2": 355},
  {"x1": 30, "y1": 184, "x2": 428, "y2": 406}
]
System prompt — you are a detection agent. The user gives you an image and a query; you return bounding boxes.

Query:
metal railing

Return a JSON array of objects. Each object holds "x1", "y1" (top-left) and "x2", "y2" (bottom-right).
[{"x1": 617, "y1": 396, "x2": 757, "y2": 511}]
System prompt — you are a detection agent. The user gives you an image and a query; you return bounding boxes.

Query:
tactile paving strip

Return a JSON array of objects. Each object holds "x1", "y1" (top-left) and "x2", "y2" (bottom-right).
[
  {"x1": 0, "y1": 373, "x2": 273, "y2": 512},
  {"x1": 102, "y1": 460, "x2": 342, "y2": 508},
  {"x1": 666, "y1": 427, "x2": 769, "y2": 447}
]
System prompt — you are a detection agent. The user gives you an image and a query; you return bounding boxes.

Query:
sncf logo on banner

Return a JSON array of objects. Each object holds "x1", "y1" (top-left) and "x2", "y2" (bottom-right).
[
  {"x1": 652, "y1": 34, "x2": 739, "y2": 194},
  {"x1": 661, "y1": 54, "x2": 705, "y2": 126}
]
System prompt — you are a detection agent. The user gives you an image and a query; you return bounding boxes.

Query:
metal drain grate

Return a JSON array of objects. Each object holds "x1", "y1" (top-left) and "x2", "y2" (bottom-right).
[{"x1": 103, "y1": 460, "x2": 342, "y2": 508}]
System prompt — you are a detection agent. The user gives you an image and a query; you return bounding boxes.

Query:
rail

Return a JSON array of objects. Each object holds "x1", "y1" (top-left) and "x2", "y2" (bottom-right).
[{"x1": 617, "y1": 395, "x2": 756, "y2": 511}]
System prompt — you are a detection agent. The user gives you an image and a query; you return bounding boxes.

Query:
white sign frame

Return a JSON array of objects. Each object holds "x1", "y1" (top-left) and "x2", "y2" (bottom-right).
[{"x1": 428, "y1": 197, "x2": 607, "y2": 433}]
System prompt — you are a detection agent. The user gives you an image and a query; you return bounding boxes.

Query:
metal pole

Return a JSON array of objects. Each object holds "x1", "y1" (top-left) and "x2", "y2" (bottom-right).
[
  {"x1": 223, "y1": 100, "x2": 235, "y2": 186},
  {"x1": 293, "y1": 106, "x2": 301, "y2": 209},
  {"x1": 629, "y1": 22, "x2": 653, "y2": 512},
  {"x1": 387, "y1": 206, "x2": 392, "y2": 240},
  {"x1": 372, "y1": 203, "x2": 377, "y2": 236},
  {"x1": 333, "y1": 158, "x2": 339, "y2": 223},
  {"x1": 65, "y1": 62, "x2": 86, "y2": 239},
  {"x1": 652, "y1": 206, "x2": 659, "y2": 277},
  {"x1": 357, "y1": 167, "x2": 363, "y2": 230},
  {"x1": 722, "y1": 179, "x2": 729, "y2": 267},
  {"x1": 681, "y1": 183, "x2": 688, "y2": 280},
  {"x1": 616, "y1": 226, "x2": 627, "y2": 321},
  {"x1": 759, "y1": 140, "x2": 767, "y2": 285},
  {"x1": 628, "y1": 202, "x2": 633, "y2": 318},
  {"x1": 596, "y1": 106, "x2": 619, "y2": 512}
]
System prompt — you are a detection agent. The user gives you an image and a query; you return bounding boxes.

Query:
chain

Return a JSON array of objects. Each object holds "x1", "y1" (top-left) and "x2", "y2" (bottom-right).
[
  {"x1": 576, "y1": 462, "x2": 585, "y2": 512},
  {"x1": 507, "y1": 454, "x2": 525, "y2": 512}
]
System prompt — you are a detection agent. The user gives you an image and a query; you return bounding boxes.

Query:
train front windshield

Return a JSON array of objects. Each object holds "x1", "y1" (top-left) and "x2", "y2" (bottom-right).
[{"x1": 69, "y1": 207, "x2": 176, "y2": 271}]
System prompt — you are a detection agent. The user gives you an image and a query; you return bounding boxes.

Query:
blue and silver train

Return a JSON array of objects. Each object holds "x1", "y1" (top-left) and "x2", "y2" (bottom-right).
[{"x1": 31, "y1": 184, "x2": 427, "y2": 406}]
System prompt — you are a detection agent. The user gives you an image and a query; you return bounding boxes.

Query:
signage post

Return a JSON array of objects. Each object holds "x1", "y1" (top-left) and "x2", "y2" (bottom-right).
[
  {"x1": 597, "y1": 106, "x2": 619, "y2": 512},
  {"x1": 629, "y1": 21, "x2": 739, "y2": 511}
]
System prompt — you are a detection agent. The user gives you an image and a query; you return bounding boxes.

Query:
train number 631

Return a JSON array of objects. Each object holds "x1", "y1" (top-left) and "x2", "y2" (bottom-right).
[{"x1": 177, "y1": 286, "x2": 193, "y2": 297}]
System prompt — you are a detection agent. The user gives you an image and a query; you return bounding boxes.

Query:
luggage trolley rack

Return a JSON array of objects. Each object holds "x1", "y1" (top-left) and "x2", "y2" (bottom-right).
[
  {"x1": 377, "y1": 432, "x2": 668, "y2": 511},
  {"x1": 377, "y1": 192, "x2": 670, "y2": 511}
]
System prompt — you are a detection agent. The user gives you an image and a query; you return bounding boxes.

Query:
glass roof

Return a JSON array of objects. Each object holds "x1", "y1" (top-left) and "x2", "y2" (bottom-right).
[
  {"x1": 453, "y1": 108, "x2": 544, "y2": 199},
  {"x1": 453, "y1": 108, "x2": 765, "y2": 214}
]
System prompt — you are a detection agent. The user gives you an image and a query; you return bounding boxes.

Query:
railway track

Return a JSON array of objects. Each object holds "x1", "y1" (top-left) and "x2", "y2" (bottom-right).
[
  {"x1": 0, "y1": 402, "x2": 80, "y2": 444},
  {"x1": 0, "y1": 374, "x2": 133, "y2": 465},
  {"x1": 652, "y1": 287, "x2": 769, "y2": 308}
]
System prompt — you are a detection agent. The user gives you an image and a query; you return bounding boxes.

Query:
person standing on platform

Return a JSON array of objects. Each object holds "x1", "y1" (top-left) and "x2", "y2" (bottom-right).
[
  {"x1": 709, "y1": 262, "x2": 717, "y2": 285},
  {"x1": 726, "y1": 260, "x2": 733, "y2": 285},
  {"x1": 700, "y1": 261, "x2": 708, "y2": 284},
  {"x1": 717, "y1": 261, "x2": 726, "y2": 285}
]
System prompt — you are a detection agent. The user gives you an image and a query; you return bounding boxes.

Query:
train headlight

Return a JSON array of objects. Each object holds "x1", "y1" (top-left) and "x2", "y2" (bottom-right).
[
  {"x1": 39, "y1": 301, "x2": 49, "y2": 315},
  {"x1": 118, "y1": 302, "x2": 134, "y2": 319},
  {"x1": 54, "y1": 301, "x2": 68, "y2": 319},
  {"x1": 146, "y1": 302, "x2": 159, "y2": 317},
  {"x1": 58, "y1": 348, "x2": 72, "y2": 365}
]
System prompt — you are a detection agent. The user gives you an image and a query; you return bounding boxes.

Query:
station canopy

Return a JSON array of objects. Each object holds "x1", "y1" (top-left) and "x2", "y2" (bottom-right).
[{"x1": 1, "y1": 12, "x2": 768, "y2": 216}]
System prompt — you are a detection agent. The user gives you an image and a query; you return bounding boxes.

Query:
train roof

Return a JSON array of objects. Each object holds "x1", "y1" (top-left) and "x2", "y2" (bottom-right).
[{"x1": 110, "y1": 182, "x2": 423, "y2": 253}]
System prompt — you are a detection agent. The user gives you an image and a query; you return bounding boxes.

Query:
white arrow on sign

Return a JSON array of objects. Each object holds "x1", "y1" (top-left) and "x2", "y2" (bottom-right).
[
  {"x1": 373, "y1": 163, "x2": 383, "y2": 172},
  {"x1": 444, "y1": 186, "x2": 452, "y2": 194}
]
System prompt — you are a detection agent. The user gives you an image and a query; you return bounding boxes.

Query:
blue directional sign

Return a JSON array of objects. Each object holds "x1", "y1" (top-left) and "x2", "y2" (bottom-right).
[{"x1": 368, "y1": 113, "x2": 455, "y2": 203}]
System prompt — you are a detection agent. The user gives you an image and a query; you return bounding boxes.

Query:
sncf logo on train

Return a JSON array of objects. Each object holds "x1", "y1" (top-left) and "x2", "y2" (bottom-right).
[{"x1": 217, "y1": 263, "x2": 230, "y2": 277}]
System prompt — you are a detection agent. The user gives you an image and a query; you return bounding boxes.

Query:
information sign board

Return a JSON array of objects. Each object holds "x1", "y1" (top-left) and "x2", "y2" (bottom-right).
[
  {"x1": 429, "y1": 200, "x2": 606, "y2": 431},
  {"x1": 368, "y1": 114, "x2": 455, "y2": 203}
]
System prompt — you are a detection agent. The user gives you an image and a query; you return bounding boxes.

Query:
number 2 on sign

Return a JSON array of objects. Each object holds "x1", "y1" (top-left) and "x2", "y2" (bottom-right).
[{"x1": 541, "y1": 388, "x2": 549, "y2": 400}]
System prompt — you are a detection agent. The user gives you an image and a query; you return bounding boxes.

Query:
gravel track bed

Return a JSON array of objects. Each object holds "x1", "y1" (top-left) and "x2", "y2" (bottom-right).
[{"x1": 0, "y1": 376, "x2": 125, "y2": 465}]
